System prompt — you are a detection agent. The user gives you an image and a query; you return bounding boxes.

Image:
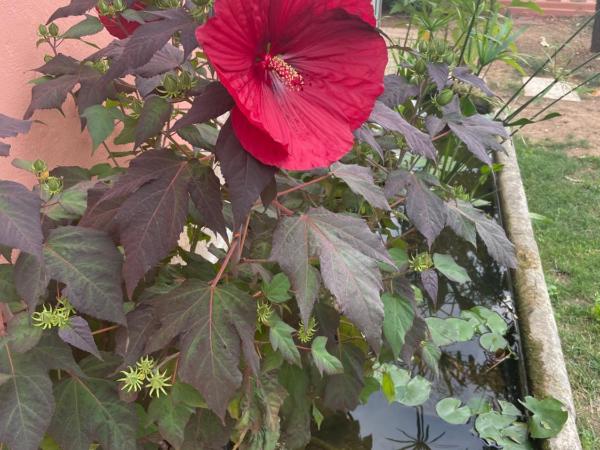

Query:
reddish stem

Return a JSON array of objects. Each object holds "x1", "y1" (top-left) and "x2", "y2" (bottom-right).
[{"x1": 276, "y1": 174, "x2": 331, "y2": 197}]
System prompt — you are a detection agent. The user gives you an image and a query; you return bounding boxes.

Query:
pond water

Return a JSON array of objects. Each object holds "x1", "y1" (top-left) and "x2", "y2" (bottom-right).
[{"x1": 309, "y1": 231, "x2": 527, "y2": 450}]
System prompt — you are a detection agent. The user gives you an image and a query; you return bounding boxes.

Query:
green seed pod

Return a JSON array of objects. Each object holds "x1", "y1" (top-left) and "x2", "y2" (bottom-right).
[
  {"x1": 436, "y1": 89, "x2": 454, "y2": 106},
  {"x1": 162, "y1": 74, "x2": 179, "y2": 93},
  {"x1": 414, "y1": 59, "x2": 427, "y2": 75},
  {"x1": 48, "y1": 23, "x2": 59, "y2": 37},
  {"x1": 38, "y1": 24, "x2": 49, "y2": 36}
]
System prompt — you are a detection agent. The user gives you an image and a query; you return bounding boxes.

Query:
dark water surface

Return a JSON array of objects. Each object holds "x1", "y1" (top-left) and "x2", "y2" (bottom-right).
[{"x1": 309, "y1": 232, "x2": 526, "y2": 450}]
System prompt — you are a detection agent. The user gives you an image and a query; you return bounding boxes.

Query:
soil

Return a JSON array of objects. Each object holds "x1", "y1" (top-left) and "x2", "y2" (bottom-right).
[{"x1": 382, "y1": 15, "x2": 600, "y2": 157}]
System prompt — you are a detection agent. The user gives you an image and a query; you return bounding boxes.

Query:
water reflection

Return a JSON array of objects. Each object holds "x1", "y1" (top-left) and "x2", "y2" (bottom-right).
[{"x1": 310, "y1": 229, "x2": 525, "y2": 449}]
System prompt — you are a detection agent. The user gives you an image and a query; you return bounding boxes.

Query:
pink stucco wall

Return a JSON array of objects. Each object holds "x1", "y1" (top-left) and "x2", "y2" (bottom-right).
[{"x1": 0, "y1": 1, "x2": 116, "y2": 186}]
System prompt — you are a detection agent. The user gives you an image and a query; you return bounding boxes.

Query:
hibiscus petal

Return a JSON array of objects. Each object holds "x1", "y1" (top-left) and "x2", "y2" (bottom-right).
[{"x1": 323, "y1": 0, "x2": 378, "y2": 26}]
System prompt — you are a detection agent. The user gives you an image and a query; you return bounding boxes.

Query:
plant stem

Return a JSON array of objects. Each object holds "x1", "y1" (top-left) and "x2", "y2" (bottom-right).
[
  {"x1": 277, "y1": 174, "x2": 330, "y2": 197},
  {"x1": 91, "y1": 325, "x2": 120, "y2": 336}
]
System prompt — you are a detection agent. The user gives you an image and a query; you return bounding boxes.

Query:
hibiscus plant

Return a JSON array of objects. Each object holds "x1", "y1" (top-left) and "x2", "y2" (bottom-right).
[{"x1": 0, "y1": 0, "x2": 568, "y2": 449}]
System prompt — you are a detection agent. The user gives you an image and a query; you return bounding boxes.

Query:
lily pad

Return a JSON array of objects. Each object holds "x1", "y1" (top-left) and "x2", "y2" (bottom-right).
[{"x1": 436, "y1": 397, "x2": 472, "y2": 425}]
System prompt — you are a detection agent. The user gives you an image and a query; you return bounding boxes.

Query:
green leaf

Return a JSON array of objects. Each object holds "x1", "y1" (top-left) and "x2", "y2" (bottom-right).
[
  {"x1": 381, "y1": 370, "x2": 396, "y2": 402},
  {"x1": 520, "y1": 396, "x2": 568, "y2": 439},
  {"x1": 426, "y1": 317, "x2": 475, "y2": 347},
  {"x1": 114, "y1": 116, "x2": 137, "y2": 145},
  {"x1": 472, "y1": 306, "x2": 509, "y2": 335},
  {"x1": 0, "y1": 264, "x2": 21, "y2": 307},
  {"x1": 269, "y1": 315, "x2": 301, "y2": 366},
  {"x1": 389, "y1": 247, "x2": 409, "y2": 269},
  {"x1": 271, "y1": 208, "x2": 392, "y2": 351},
  {"x1": 476, "y1": 411, "x2": 518, "y2": 445},
  {"x1": 82, "y1": 105, "x2": 121, "y2": 150},
  {"x1": 323, "y1": 345, "x2": 365, "y2": 411},
  {"x1": 148, "y1": 383, "x2": 200, "y2": 448},
  {"x1": 0, "y1": 344, "x2": 54, "y2": 450},
  {"x1": 146, "y1": 280, "x2": 258, "y2": 420},
  {"x1": 312, "y1": 404, "x2": 324, "y2": 430},
  {"x1": 479, "y1": 332, "x2": 508, "y2": 352},
  {"x1": 62, "y1": 15, "x2": 103, "y2": 39},
  {"x1": 500, "y1": 400, "x2": 522, "y2": 417},
  {"x1": 262, "y1": 273, "x2": 292, "y2": 303},
  {"x1": 510, "y1": 0, "x2": 543, "y2": 13},
  {"x1": 433, "y1": 253, "x2": 470, "y2": 283},
  {"x1": 135, "y1": 95, "x2": 173, "y2": 147},
  {"x1": 44, "y1": 182, "x2": 90, "y2": 221},
  {"x1": 50, "y1": 372, "x2": 137, "y2": 450},
  {"x1": 398, "y1": 375, "x2": 431, "y2": 407},
  {"x1": 436, "y1": 397, "x2": 472, "y2": 425},
  {"x1": 382, "y1": 293, "x2": 414, "y2": 358},
  {"x1": 177, "y1": 124, "x2": 218, "y2": 149},
  {"x1": 43, "y1": 226, "x2": 125, "y2": 324},
  {"x1": 311, "y1": 336, "x2": 343, "y2": 376}
]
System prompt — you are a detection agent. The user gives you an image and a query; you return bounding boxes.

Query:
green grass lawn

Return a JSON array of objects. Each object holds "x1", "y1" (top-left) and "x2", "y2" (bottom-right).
[{"x1": 516, "y1": 138, "x2": 600, "y2": 449}]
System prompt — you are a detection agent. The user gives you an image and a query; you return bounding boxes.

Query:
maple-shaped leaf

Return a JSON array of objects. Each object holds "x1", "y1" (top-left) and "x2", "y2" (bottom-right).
[
  {"x1": 0, "y1": 113, "x2": 32, "y2": 157},
  {"x1": 369, "y1": 101, "x2": 437, "y2": 160},
  {"x1": 114, "y1": 155, "x2": 191, "y2": 297},
  {"x1": 442, "y1": 99, "x2": 508, "y2": 164},
  {"x1": 215, "y1": 120, "x2": 276, "y2": 228},
  {"x1": 331, "y1": 162, "x2": 390, "y2": 211},
  {"x1": 134, "y1": 95, "x2": 173, "y2": 148},
  {"x1": 386, "y1": 171, "x2": 447, "y2": 247},
  {"x1": 323, "y1": 344, "x2": 365, "y2": 411},
  {"x1": 268, "y1": 314, "x2": 301, "y2": 366},
  {"x1": 102, "y1": 9, "x2": 197, "y2": 82},
  {"x1": 378, "y1": 74, "x2": 420, "y2": 108},
  {"x1": 28, "y1": 331, "x2": 85, "y2": 377},
  {"x1": 47, "y1": 0, "x2": 98, "y2": 23},
  {"x1": 271, "y1": 208, "x2": 392, "y2": 351},
  {"x1": 0, "y1": 344, "x2": 54, "y2": 450},
  {"x1": 115, "y1": 306, "x2": 157, "y2": 369},
  {"x1": 172, "y1": 82, "x2": 234, "y2": 131},
  {"x1": 188, "y1": 164, "x2": 227, "y2": 240},
  {"x1": 79, "y1": 183, "x2": 122, "y2": 236},
  {"x1": 43, "y1": 226, "x2": 126, "y2": 324},
  {"x1": 452, "y1": 67, "x2": 495, "y2": 97},
  {"x1": 0, "y1": 181, "x2": 43, "y2": 259},
  {"x1": 24, "y1": 75, "x2": 79, "y2": 120},
  {"x1": 446, "y1": 200, "x2": 516, "y2": 268},
  {"x1": 146, "y1": 280, "x2": 259, "y2": 420},
  {"x1": 135, "y1": 43, "x2": 184, "y2": 78},
  {"x1": 50, "y1": 368, "x2": 138, "y2": 450}
]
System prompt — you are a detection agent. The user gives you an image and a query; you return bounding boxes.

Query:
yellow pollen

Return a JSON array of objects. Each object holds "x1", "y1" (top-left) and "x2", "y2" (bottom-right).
[{"x1": 267, "y1": 55, "x2": 304, "y2": 91}]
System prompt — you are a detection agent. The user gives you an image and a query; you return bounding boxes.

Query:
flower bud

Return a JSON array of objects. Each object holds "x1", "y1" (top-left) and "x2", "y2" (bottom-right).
[
  {"x1": 43, "y1": 177, "x2": 63, "y2": 195},
  {"x1": 414, "y1": 59, "x2": 427, "y2": 75},
  {"x1": 48, "y1": 23, "x2": 59, "y2": 37},
  {"x1": 97, "y1": 0, "x2": 110, "y2": 14},
  {"x1": 436, "y1": 89, "x2": 454, "y2": 107},
  {"x1": 32, "y1": 159, "x2": 48, "y2": 177},
  {"x1": 113, "y1": 0, "x2": 126, "y2": 12},
  {"x1": 38, "y1": 24, "x2": 49, "y2": 36}
]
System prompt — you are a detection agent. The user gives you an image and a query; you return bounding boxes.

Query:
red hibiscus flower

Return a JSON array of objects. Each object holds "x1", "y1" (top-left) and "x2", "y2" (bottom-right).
[
  {"x1": 97, "y1": 1, "x2": 146, "y2": 39},
  {"x1": 196, "y1": 0, "x2": 387, "y2": 170}
]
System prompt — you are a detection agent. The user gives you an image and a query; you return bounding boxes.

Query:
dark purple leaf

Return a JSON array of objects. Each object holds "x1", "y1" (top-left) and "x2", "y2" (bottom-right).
[
  {"x1": 215, "y1": 120, "x2": 276, "y2": 229},
  {"x1": 378, "y1": 74, "x2": 420, "y2": 107},
  {"x1": 102, "y1": 9, "x2": 196, "y2": 82},
  {"x1": 24, "y1": 75, "x2": 79, "y2": 119},
  {"x1": 115, "y1": 306, "x2": 157, "y2": 369},
  {"x1": 188, "y1": 165, "x2": 227, "y2": 240},
  {"x1": 427, "y1": 63, "x2": 449, "y2": 91},
  {"x1": 270, "y1": 216, "x2": 321, "y2": 327},
  {"x1": 14, "y1": 252, "x2": 48, "y2": 311},
  {"x1": 369, "y1": 101, "x2": 437, "y2": 160},
  {"x1": 445, "y1": 201, "x2": 477, "y2": 246},
  {"x1": 331, "y1": 162, "x2": 390, "y2": 210},
  {"x1": 353, "y1": 125, "x2": 383, "y2": 159},
  {"x1": 453, "y1": 67, "x2": 495, "y2": 97},
  {"x1": 58, "y1": 316, "x2": 101, "y2": 359},
  {"x1": 421, "y1": 269, "x2": 438, "y2": 301},
  {"x1": 135, "y1": 74, "x2": 163, "y2": 98},
  {"x1": 134, "y1": 95, "x2": 173, "y2": 148},
  {"x1": 0, "y1": 181, "x2": 43, "y2": 259},
  {"x1": 34, "y1": 54, "x2": 82, "y2": 76},
  {"x1": 404, "y1": 175, "x2": 447, "y2": 247},
  {"x1": 279, "y1": 365, "x2": 311, "y2": 449},
  {"x1": 79, "y1": 183, "x2": 122, "y2": 236},
  {"x1": 172, "y1": 82, "x2": 234, "y2": 131},
  {"x1": 134, "y1": 44, "x2": 183, "y2": 78},
  {"x1": 115, "y1": 156, "x2": 191, "y2": 297},
  {"x1": 323, "y1": 345, "x2": 365, "y2": 411},
  {"x1": 0, "y1": 143, "x2": 9, "y2": 157},
  {"x1": 401, "y1": 316, "x2": 429, "y2": 363},
  {"x1": 47, "y1": 0, "x2": 98, "y2": 23},
  {"x1": 146, "y1": 281, "x2": 258, "y2": 420},
  {"x1": 0, "y1": 113, "x2": 32, "y2": 138},
  {"x1": 443, "y1": 99, "x2": 508, "y2": 165},
  {"x1": 43, "y1": 226, "x2": 125, "y2": 324},
  {"x1": 181, "y1": 410, "x2": 233, "y2": 450},
  {"x1": 384, "y1": 169, "x2": 412, "y2": 198},
  {"x1": 272, "y1": 208, "x2": 392, "y2": 351},
  {"x1": 50, "y1": 166, "x2": 91, "y2": 189},
  {"x1": 425, "y1": 115, "x2": 446, "y2": 137}
]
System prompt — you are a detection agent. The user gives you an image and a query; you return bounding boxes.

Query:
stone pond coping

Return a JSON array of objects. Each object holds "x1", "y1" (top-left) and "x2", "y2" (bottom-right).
[{"x1": 496, "y1": 137, "x2": 582, "y2": 449}]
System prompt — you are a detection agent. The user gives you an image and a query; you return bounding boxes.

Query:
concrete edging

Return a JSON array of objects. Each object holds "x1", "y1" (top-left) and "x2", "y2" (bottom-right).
[{"x1": 496, "y1": 138, "x2": 581, "y2": 449}]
